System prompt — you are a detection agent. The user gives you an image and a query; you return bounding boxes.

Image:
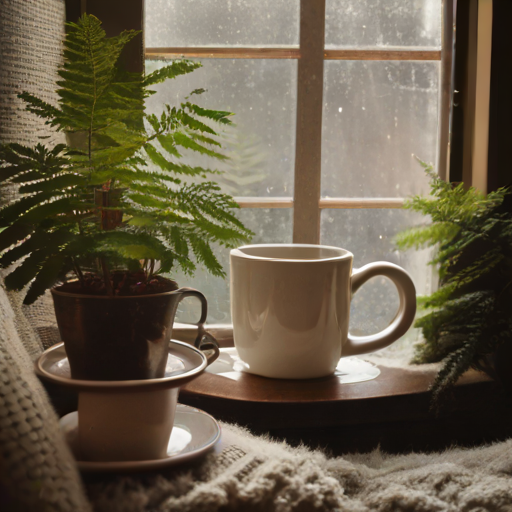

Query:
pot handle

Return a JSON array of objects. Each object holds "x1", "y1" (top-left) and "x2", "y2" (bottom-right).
[
  {"x1": 196, "y1": 331, "x2": 220, "y2": 366},
  {"x1": 175, "y1": 287, "x2": 220, "y2": 366}
]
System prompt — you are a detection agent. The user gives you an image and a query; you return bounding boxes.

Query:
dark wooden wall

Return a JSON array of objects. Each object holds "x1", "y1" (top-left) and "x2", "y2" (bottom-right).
[
  {"x1": 450, "y1": 0, "x2": 512, "y2": 191},
  {"x1": 488, "y1": 0, "x2": 512, "y2": 191},
  {"x1": 64, "y1": 0, "x2": 143, "y2": 73}
]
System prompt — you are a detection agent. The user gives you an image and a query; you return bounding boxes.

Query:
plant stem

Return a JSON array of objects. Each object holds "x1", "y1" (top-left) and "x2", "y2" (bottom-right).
[
  {"x1": 72, "y1": 257, "x2": 85, "y2": 287},
  {"x1": 100, "y1": 257, "x2": 114, "y2": 296}
]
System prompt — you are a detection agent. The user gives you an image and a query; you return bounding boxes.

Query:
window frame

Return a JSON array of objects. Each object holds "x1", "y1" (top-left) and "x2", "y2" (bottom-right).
[{"x1": 144, "y1": 0, "x2": 448, "y2": 245}]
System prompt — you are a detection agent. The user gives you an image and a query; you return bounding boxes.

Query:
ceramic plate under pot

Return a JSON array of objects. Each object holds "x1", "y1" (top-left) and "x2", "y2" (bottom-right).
[
  {"x1": 60, "y1": 404, "x2": 221, "y2": 472},
  {"x1": 35, "y1": 340, "x2": 208, "y2": 391}
]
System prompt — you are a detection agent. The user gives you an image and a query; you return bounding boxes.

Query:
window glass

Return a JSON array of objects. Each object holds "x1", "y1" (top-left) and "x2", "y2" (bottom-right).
[
  {"x1": 325, "y1": 0, "x2": 442, "y2": 49},
  {"x1": 320, "y1": 208, "x2": 432, "y2": 338},
  {"x1": 145, "y1": 59, "x2": 297, "y2": 197},
  {"x1": 321, "y1": 61, "x2": 439, "y2": 198},
  {"x1": 173, "y1": 208, "x2": 293, "y2": 324},
  {"x1": 145, "y1": 0, "x2": 300, "y2": 48}
]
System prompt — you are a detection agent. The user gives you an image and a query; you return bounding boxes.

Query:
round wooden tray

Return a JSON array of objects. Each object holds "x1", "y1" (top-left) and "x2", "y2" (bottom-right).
[{"x1": 179, "y1": 347, "x2": 504, "y2": 454}]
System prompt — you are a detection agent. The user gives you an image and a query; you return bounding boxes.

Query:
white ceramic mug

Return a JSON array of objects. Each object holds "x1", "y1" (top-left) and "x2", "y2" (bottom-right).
[{"x1": 230, "y1": 244, "x2": 416, "y2": 379}]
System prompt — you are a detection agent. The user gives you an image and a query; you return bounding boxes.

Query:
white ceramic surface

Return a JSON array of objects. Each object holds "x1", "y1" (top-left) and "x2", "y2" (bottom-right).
[
  {"x1": 60, "y1": 404, "x2": 221, "y2": 472},
  {"x1": 206, "y1": 347, "x2": 381, "y2": 383},
  {"x1": 35, "y1": 340, "x2": 208, "y2": 391},
  {"x1": 230, "y1": 244, "x2": 416, "y2": 379},
  {"x1": 78, "y1": 387, "x2": 179, "y2": 462},
  {"x1": 36, "y1": 341, "x2": 215, "y2": 461}
]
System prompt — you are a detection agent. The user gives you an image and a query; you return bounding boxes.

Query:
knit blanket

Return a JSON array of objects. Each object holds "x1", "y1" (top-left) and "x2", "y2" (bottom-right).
[
  {"x1": 85, "y1": 423, "x2": 512, "y2": 512},
  {"x1": 1, "y1": 277, "x2": 512, "y2": 512}
]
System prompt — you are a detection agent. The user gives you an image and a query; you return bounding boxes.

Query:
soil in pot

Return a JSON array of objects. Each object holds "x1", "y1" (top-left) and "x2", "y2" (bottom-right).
[{"x1": 59, "y1": 272, "x2": 179, "y2": 296}]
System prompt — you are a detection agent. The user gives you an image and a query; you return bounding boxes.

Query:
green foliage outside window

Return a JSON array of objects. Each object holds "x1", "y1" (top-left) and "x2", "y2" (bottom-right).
[
  {"x1": 396, "y1": 164, "x2": 512, "y2": 405},
  {"x1": 0, "y1": 14, "x2": 252, "y2": 304}
]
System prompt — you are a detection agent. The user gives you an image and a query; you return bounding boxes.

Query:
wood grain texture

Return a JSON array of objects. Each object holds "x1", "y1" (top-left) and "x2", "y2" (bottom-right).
[
  {"x1": 462, "y1": 0, "x2": 479, "y2": 187},
  {"x1": 181, "y1": 365, "x2": 489, "y2": 404},
  {"x1": 145, "y1": 48, "x2": 441, "y2": 62},
  {"x1": 437, "y1": 0, "x2": 455, "y2": 182},
  {"x1": 234, "y1": 197, "x2": 294, "y2": 208},
  {"x1": 292, "y1": 0, "x2": 325, "y2": 244},
  {"x1": 145, "y1": 47, "x2": 300, "y2": 60},
  {"x1": 319, "y1": 198, "x2": 405, "y2": 209},
  {"x1": 180, "y1": 367, "x2": 512, "y2": 454},
  {"x1": 232, "y1": 198, "x2": 406, "y2": 209},
  {"x1": 323, "y1": 49, "x2": 441, "y2": 61}
]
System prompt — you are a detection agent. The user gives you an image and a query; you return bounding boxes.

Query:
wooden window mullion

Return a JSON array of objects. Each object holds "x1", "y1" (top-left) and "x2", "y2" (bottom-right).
[{"x1": 292, "y1": 0, "x2": 326, "y2": 244}]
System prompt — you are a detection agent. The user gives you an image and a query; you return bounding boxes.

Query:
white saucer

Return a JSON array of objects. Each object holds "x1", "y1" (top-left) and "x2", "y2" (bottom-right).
[
  {"x1": 60, "y1": 404, "x2": 221, "y2": 472},
  {"x1": 36, "y1": 340, "x2": 208, "y2": 391},
  {"x1": 206, "y1": 347, "x2": 381, "y2": 383}
]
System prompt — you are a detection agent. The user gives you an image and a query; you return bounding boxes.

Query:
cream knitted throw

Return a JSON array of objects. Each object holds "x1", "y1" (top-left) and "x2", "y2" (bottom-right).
[
  {"x1": 2, "y1": 283, "x2": 512, "y2": 512},
  {"x1": 0, "y1": 282, "x2": 91, "y2": 512},
  {"x1": 86, "y1": 423, "x2": 512, "y2": 512},
  {"x1": 1, "y1": 277, "x2": 512, "y2": 512}
]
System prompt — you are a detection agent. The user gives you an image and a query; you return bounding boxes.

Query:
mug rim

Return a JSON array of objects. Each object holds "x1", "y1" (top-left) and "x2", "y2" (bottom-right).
[{"x1": 231, "y1": 243, "x2": 353, "y2": 262}]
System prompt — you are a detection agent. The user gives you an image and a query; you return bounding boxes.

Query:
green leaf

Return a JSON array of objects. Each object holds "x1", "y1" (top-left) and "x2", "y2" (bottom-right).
[
  {"x1": 18, "y1": 92, "x2": 62, "y2": 124},
  {"x1": 20, "y1": 197, "x2": 77, "y2": 224},
  {"x1": 189, "y1": 235, "x2": 225, "y2": 277},
  {"x1": 184, "y1": 103, "x2": 233, "y2": 124},
  {"x1": 144, "y1": 61, "x2": 201, "y2": 87},
  {"x1": 127, "y1": 192, "x2": 170, "y2": 209},
  {"x1": 18, "y1": 174, "x2": 84, "y2": 194},
  {"x1": 24, "y1": 252, "x2": 69, "y2": 304},
  {"x1": 0, "y1": 13, "x2": 253, "y2": 305},
  {"x1": 4, "y1": 249, "x2": 51, "y2": 291},
  {"x1": 117, "y1": 244, "x2": 161, "y2": 260},
  {"x1": 0, "y1": 228, "x2": 75, "y2": 268},
  {"x1": 186, "y1": 88, "x2": 206, "y2": 98},
  {"x1": 0, "y1": 192, "x2": 56, "y2": 227},
  {"x1": 173, "y1": 132, "x2": 227, "y2": 160},
  {"x1": 127, "y1": 216, "x2": 157, "y2": 227},
  {"x1": 0, "y1": 224, "x2": 34, "y2": 252}
]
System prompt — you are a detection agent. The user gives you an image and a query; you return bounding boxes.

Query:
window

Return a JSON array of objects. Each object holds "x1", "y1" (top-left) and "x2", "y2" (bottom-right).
[{"x1": 144, "y1": 0, "x2": 444, "y2": 342}]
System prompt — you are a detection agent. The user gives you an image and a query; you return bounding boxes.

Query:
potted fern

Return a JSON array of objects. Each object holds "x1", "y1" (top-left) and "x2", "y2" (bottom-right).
[
  {"x1": 0, "y1": 14, "x2": 252, "y2": 380},
  {"x1": 396, "y1": 164, "x2": 512, "y2": 406}
]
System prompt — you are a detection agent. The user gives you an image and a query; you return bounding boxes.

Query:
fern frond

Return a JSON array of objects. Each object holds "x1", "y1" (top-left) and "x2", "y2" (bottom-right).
[
  {"x1": 430, "y1": 340, "x2": 479, "y2": 407},
  {"x1": 144, "y1": 61, "x2": 202, "y2": 87},
  {"x1": 395, "y1": 222, "x2": 459, "y2": 250},
  {"x1": 398, "y1": 165, "x2": 512, "y2": 405},
  {"x1": 183, "y1": 103, "x2": 233, "y2": 125},
  {"x1": 23, "y1": 252, "x2": 69, "y2": 304},
  {"x1": 0, "y1": 12, "x2": 252, "y2": 300}
]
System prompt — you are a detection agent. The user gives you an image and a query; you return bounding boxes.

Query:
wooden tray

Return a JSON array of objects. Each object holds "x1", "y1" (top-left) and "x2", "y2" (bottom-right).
[{"x1": 179, "y1": 348, "x2": 510, "y2": 454}]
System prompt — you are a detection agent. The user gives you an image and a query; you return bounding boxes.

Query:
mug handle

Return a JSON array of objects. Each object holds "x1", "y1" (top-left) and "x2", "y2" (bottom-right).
[
  {"x1": 343, "y1": 262, "x2": 416, "y2": 357},
  {"x1": 175, "y1": 287, "x2": 220, "y2": 365}
]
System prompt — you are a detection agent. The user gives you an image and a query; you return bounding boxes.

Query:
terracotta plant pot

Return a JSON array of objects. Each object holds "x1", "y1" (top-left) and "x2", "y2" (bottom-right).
[{"x1": 52, "y1": 286, "x2": 212, "y2": 381}]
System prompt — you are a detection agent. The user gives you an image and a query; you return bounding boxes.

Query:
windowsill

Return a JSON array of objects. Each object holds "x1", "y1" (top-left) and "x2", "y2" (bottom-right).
[{"x1": 175, "y1": 323, "x2": 512, "y2": 454}]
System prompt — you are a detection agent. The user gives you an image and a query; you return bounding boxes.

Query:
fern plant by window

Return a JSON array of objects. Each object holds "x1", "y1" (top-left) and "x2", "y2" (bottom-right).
[
  {"x1": 0, "y1": 14, "x2": 252, "y2": 304},
  {"x1": 396, "y1": 164, "x2": 512, "y2": 405}
]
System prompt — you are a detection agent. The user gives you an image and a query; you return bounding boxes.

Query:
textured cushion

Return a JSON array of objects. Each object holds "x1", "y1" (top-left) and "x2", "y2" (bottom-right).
[
  {"x1": 0, "y1": 2, "x2": 88, "y2": 503},
  {"x1": 0, "y1": 282, "x2": 91, "y2": 512},
  {"x1": 85, "y1": 422, "x2": 512, "y2": 512}
]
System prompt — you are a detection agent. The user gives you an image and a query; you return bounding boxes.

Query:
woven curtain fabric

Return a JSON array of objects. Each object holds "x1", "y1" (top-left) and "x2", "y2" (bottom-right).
[
  {"x1": 0, "y1": 0, "x2": 66, "y2": 350},
  {"x1": 0, "y1": 283, "x2": 91, "y2": 512},
  {"x1": 0, "y1": 3, "x2": 90, "y2": 510},
  {"x1": 0, "y1": 0, "x2": 66, "y2": 205}
]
